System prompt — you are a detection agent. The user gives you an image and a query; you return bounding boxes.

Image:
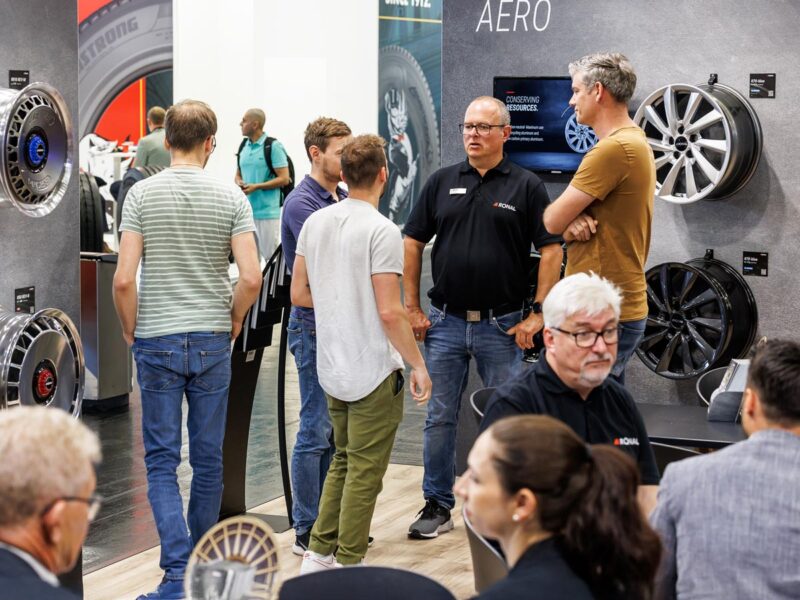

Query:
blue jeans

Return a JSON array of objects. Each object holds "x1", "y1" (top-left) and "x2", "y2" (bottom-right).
[
  {"x1": 287, "y1": 311, "x2": 334, "y2": 535},
  {"x1": 132, "y1": 332, "x2": 231, "y2": 582},
  {"x1": 423, "y1": 305, "x2": 522, "y2": 509},
  {"x1": 611, "y1": 318, "x2": 647, "y2": 385}
]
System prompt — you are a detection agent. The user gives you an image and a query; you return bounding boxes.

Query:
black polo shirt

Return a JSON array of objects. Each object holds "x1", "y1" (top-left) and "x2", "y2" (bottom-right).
[
  {"x1": 480, "y1": 351, "x2": 660, "y2": 485},
  {"x1": 403, "y1": 155, "x2": 560, "y2": 310}
]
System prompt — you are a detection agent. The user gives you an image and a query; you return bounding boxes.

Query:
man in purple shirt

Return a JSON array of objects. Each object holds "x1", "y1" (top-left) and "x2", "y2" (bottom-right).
[{"x1": 280, "y1": 117, "x2": 352, "y2": 555}]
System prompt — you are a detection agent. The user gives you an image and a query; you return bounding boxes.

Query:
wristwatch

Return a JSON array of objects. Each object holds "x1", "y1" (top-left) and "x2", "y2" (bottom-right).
[{"x1": 531, "y1": 301, "x2": 543, "y2": 314}]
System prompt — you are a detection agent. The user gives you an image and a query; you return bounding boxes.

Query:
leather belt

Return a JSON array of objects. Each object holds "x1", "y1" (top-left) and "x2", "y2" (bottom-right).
[{"x1": 431, "y1": 300, "x2": 521, "y2": 322}]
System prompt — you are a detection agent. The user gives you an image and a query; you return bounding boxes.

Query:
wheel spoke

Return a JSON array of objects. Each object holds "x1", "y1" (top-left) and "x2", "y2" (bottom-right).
[
  {"x1": 654, "y1": 153, "x2": 673, "y2": 169},
  {"x1": 693, "y1": 149, "x2": 721, "y2": 183},
  {"x1": 647, "y1": 283, "x2": 669, "y2": 314},
  {"x1": 656, "y1": 334, "x2": 681, "y2": 373},
  {"x1": 663, "y1": 86, "x2": 679, "y2": 136},
  {"x1": 693, "y1": 138, "x2": 728, "y2": 154},
  {"x1": 659, "y1": 156, "x2": 685, "y2": 197},
  {"x1": 677, "y1": 271, "x2": 698, "y2": 306},
  {"x1": 689, "y1": 316, "x2": 723, "y2": 332},
  {"x1": 684, "y1": 109, "x2": 723, "y2": 135},
  {"x1": 680, "y1": 334, "x2": 695, "y2": 374},
  {"x1": 680, "y1": 287, "x2": 718, "y2": 311},
  {"x1": 686, "y1": 322, "x2": 715, "y2": 360},
  {"x1": 645, "y1": 106, "x2": 671, "y2": 138},
  {"x1": 683, "y1": 92, "x2": 703, "y2": 125},
  {"x1": 647, "y1": 315, "x2": 670, "y2": 328},
  {"x1": 684, "y1": 162, "x2": 698, "y2": 198},
  {"x1": 647, "y1": 138, "x2": 674, "y2": 153},
  {"x1": 659, "y1": 265, "x2": 672, "y2": 308},
  {"x1": 640, "y1": 328, "x2": 669, "y2": 351}
]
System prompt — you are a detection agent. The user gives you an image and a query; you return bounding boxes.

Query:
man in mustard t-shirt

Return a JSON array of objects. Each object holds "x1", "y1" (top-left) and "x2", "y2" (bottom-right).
[{"x1": 543, "y1": 52, "x2": 655, "y2": 384}]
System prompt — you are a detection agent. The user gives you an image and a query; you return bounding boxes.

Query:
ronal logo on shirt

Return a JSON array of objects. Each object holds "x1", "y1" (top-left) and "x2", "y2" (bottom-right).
[
  {"x1": 614, "y1": 437, "x2": 640, "y2": 446},
  {"x1": 492, "y1": 201, "x2": 517, "y2": 212}
]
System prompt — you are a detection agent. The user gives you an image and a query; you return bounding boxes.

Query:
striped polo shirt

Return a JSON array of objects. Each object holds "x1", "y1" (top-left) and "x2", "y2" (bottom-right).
[{"x1": 120, "y1": 167, "x2": 256, "y2": 338}]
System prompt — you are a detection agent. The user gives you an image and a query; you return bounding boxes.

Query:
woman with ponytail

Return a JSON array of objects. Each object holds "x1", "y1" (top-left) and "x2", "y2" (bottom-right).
[{"x1": 456, "y1": 415, "x2": 662, "y2": 599}]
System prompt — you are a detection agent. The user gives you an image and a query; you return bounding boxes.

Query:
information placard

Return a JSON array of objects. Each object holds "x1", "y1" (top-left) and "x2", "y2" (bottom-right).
[
  {"x1": 8, "y1": 70, "x2": 30, "y2": 90},
  {"x1": 749, "y1": 73, "x2": 775, "y2": 98},
  {"x1": 14, "y1": 286, "x2": 35, "y2": 313},
  {"x1": 742, "y1": 251, "x2": 768, "y2": 276}
]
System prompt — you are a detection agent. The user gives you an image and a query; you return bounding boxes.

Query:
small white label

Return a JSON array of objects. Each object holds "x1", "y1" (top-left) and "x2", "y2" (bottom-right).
[
  {"x1": 450, "y1": 187, "x2": 467, "y2": 195},
  {"x1": 245, "y1": 350, "x2": 257, "y2": 362}
]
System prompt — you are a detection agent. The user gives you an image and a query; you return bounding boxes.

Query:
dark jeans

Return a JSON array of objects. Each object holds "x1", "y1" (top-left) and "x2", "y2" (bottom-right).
[
  {"x1": 611, "y1": 318, "x2": 647, "y2": 385},
  {"x1": 132, "y1": 332, "x2": 231, "y2": 581}
]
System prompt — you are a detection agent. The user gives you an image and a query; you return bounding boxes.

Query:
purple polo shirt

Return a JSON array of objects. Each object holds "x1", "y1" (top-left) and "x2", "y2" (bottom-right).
[{"x1": 281, "y1": 174, "x2": 347, "y2": 323}]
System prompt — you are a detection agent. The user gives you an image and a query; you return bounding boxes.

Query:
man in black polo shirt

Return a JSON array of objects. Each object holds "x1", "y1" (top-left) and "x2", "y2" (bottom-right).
[
  {"x1": 480, "y1": 272, "x2": 659, "y2": 513},
  {"x1": 403, "y1": 95, "x2": 563, "y2": 539}
]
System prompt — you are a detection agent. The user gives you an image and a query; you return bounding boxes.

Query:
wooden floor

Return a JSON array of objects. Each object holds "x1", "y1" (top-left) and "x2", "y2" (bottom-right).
[{"x1": 84, "y1": 464, "x2": 475, "y2": 600}]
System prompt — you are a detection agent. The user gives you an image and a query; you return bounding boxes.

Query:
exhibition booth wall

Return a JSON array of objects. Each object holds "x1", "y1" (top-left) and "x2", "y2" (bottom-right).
[
  {"x1": 173, "y1": 0, "x2": 379, "y2": 184},
  {"x1": 0, "y1": 2, "x2": 80, "y2": 324},
  {"x1": 443, "y1": 0, "x2": 798, "y2": 404}
]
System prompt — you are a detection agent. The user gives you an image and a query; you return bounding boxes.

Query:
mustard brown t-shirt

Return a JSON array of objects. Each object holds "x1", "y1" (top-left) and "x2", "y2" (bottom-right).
[{"x1": 566, "y1": 126, "x2": 655, "y2": 321}]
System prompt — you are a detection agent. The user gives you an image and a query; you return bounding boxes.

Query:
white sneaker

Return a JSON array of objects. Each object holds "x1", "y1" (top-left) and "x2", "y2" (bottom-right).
[{"x1": 300, "y1": 551, "x2": 341, "y2": 574}]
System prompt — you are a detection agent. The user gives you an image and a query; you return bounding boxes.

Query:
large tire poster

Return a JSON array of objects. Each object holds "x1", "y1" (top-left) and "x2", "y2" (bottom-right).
[{"x1": 378, "y1": 1, "x2": 442, "y2": 226}]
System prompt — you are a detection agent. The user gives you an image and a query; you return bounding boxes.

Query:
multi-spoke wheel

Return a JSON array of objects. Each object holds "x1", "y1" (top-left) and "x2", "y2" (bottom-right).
[
  {"x1": 635, "y1": 256, "x2": 758, "y2": 379},
  {"x1": 633, "y1": 83, "x2": 762, "y2": 204},
  {"x1": 564, "y1": 113, "x2": 597, "y2": 153},
  {"x1": 0, "y1": 83, "x2": 73, "y2": 217},
  {"x1": 0, "y1": 306, "x2": 84, "y2": 416}
]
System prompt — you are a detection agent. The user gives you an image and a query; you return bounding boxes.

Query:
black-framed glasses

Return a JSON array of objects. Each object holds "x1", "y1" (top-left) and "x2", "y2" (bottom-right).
[
  {"x1": 552, "y1": 325, "x2": 620, "y2": 348},
  {"x1": 40, "y1": 495, "x2": 103, "y2": 522},
  {"x1": 210, "y1": 136, "x2": 217, "y2": 153},
  {"x1": 458, "y1": 123, "x2": 506, "y2": 135}
]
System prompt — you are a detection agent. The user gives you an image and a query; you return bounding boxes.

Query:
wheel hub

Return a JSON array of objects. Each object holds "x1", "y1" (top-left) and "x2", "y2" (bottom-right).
[{"x1": 32, "y1": 359, "x2": 57, "y2": 403}]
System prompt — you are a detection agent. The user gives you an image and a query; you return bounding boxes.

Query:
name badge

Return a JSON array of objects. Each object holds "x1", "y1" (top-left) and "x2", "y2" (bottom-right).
[{"x1": 450, "y1": 187, "x2": 467, "y2": 195}]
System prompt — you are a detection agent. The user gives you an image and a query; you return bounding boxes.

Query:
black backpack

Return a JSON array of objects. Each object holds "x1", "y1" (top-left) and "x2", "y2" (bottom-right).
[{"x1": 237, "y1": 136, "x2": 295, "y2": 206}]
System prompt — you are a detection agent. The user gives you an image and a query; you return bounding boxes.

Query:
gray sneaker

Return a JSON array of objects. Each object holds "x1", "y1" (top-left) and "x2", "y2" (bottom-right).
[{"x1": 408, "y1": 499, "x2": 454, "y2": 539}]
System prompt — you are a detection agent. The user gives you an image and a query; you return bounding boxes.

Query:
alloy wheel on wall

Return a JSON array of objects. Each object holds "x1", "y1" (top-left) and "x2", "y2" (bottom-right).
[
  {"x1": 78, "y1": 0, "x2": 173, "y2": 138},
  {"x1": 633, "y1": 83, "x2": 762, "y2": 204},
  {"x1": 636, "y1": 256, "x2": 758, "y2": 379}
]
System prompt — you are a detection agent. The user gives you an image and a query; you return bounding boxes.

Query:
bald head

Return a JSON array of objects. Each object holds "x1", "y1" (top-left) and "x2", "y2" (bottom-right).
[
  {"x1": 241, "y1": 108, "x2": 266, "y2": 140},
  {"x1": 467, "y1": 96, "x2": 511, "y2": 126},
  {"x1": 245, "y1": 108, "x2": 265, "y2": 128}
]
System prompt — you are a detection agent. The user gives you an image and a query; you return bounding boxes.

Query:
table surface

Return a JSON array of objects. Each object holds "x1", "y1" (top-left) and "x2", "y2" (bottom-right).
[{"x1": 638, "y1": 403, "x2": 747, "y2": 449}]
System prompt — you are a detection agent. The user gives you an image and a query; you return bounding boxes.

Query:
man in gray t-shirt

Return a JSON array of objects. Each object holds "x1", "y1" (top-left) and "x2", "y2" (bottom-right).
[
  {"x1": 114, "y1": 100, "x2": 262, "y2": 600},
  {"x1": 292, "y1": 135, "x2": 431, "y2": 571},
  {"x1": 133, "y1": 106, "x2": 171, "y2": 168}
]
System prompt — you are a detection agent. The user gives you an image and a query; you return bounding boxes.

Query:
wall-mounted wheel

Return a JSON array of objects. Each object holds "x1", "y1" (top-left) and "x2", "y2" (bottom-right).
[
  {"x1": 0, "y1": 306, "x2": 84, "y2": 416},
  {"x1": 633, "y1": 83, "x2": 762, "y2": 204},
  {"x1": 636, "y1": 256, "x2": 758, "y2": 379},
  {"x1": 0, "y1": 83, "x2": 73, "y2": 217}
]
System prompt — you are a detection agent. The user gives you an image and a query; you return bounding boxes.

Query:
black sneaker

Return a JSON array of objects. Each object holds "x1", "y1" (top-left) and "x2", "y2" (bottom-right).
[
  {"x1": 408, "y1": 499, "x2": 454, "y2": 539},
  {"x1": 293, "y1": 531, "x2": 374, "y2": 556}
]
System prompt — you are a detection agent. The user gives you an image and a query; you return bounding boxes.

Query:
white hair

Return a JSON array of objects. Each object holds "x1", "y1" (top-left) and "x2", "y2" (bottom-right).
[
  {"x1": 543, "y1": 272, "x2": 622, "y2": 328},
  {"x1": 0, "y1": 407, "x2": 101, "y2": 526}
]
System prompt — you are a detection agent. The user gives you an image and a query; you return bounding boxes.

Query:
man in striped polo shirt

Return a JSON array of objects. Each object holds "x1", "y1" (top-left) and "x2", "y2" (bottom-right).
[{"x1": 113, "y1": 100, "x2": 262, "y2": 600}]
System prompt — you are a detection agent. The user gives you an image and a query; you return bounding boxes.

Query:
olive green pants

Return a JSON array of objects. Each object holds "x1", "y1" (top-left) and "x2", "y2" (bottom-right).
[{"x1": 309, "y1": 371, "x2": 404, "y2": 564}]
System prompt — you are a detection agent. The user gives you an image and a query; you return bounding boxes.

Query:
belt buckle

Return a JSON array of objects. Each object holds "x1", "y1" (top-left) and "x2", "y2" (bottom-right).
[{"x1": 466, "y1": 310, "x2": 481, "y2": 322}]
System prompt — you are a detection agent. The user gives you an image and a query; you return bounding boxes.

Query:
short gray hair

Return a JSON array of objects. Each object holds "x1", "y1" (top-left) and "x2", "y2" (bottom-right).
[
  {"x1": 568, "y1": 52, "x2": 637, "y2": 104},
  {"x1": 0, "y1": 407, "x2": 101, "y2": 526},
  {"x1": 469, "y1": 96, "x2": 511, "y2": 126},
  {"x1": 543, "y1": 272, "x2": 622, "y2": 329}
]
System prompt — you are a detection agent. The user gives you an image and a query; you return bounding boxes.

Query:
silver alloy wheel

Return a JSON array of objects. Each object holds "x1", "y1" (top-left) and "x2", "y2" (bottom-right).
[
  {"x1": 564, "y1": 113, "x2": 597, "y2": 153},
  {"x1": 633, "y1": 83, "x2": 762, "y2": 204},
  {"x1": 0, "y1": 306, "x2": 84, "y2": 417},
  {"x1": 0, "y1": 83, "x2": 73, "y2": 217}
]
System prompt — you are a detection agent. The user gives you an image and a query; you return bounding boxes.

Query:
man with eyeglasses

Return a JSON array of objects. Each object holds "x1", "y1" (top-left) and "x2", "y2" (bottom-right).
[
  {"x1": 115, "y1": 100, "x2": 262, "y2": 600},
  {"x1": 543, "y1": 53, "x2": 655, "y2": 385},
  {"x1": 403, "y1": 95, "x2": 562, "y2": 540},
  {"x1": 0, "y1": 407, "x2": 101, "y2": 599},
  {"x1": 480, "y1": 273, "x2": 659, "y2": 514}
]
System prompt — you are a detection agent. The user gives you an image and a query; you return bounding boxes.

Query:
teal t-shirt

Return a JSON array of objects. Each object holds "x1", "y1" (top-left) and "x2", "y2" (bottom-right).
[{"x1": 238, "y1": 133, "x2": 288, "y2": 220}]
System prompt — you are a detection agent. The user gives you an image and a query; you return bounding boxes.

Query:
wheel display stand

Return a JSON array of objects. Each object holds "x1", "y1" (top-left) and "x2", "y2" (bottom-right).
[{"x1": 219, "y1": 247, "x2": 294, "y2": 533}]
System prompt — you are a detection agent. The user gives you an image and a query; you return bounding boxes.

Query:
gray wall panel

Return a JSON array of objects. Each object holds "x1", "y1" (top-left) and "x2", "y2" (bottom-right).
[
  {"x1": 0, "y1": 1, "x2": 80, "y2": 325},
  {"x1": 443, "y1": 0, "x2": 799, "y2": 404}
]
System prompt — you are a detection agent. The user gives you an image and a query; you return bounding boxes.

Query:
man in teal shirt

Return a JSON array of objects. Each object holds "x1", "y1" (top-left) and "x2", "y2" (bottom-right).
[{"x1": 235, "y1": 108, "x2": 291, "y2": 258}]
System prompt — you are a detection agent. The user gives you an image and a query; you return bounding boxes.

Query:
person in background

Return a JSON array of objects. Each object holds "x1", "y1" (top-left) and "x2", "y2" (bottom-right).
[
  {"x1": 0, "y1": 407, "x2": 102, "y2": 600},
  {"x1": 133, "y1": 106, "x2": 171, "y2": 168},
  {"x1": 280, "y1": 116, "x2": 353, "y2": 556},
  {"x1": 235, "y1": 108, "x2": 291, "y2": 258},
  {"x1": 457, "y1": 415, "x2": 661, "y2": 599},
  {"x1": 651, "y1": 339, "x2": 800, "y2": 600}
]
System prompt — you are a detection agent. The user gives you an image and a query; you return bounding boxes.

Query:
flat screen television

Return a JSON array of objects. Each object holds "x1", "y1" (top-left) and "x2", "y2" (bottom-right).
[{"x1": 493, "y1": 76, "x2": 598, "y2": 174}]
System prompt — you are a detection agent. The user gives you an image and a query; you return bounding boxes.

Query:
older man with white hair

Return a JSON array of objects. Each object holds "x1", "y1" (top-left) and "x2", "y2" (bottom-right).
[
  {"x1": 480, "y1": 272, "x2": 659, "y2": 513},
  {"x1": 0, "y1": 407, "x2": 102, "y2": 599}
]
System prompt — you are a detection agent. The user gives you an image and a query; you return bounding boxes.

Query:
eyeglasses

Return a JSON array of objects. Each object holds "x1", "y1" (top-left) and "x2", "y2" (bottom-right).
[
  {"x1": 40, "y1": 495, "x2": 103, "y2": 522},
  {"x1": 210, "y1": 136, "x2": 217, "y2": 153},
  {"x1": 552, "y1": 326, "x2": 620, "y2": 348},
  {"x1": 458, "y1": 123, "x2": 506, "y2": 135}
]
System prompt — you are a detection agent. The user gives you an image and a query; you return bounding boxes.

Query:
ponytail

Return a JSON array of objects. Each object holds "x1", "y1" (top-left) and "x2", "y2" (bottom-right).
[
  {"x1": 558, "y1": 445, "x2": 661, "y2": 599},
  {"x1": 488, "y1": 416, "x2": 661, "y2": 600}
]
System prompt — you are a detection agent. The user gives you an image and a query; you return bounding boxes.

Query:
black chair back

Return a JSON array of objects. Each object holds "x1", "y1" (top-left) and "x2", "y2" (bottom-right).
[
  {"x1": 469, "y1": 387, "x2": 496, "y2": 427},
  {"x1": 279, "y1": 566, "x2": 456, "y2": 600},
  {"x1": 463, "y1": 508, "x2": 508, "y2": 593}
]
